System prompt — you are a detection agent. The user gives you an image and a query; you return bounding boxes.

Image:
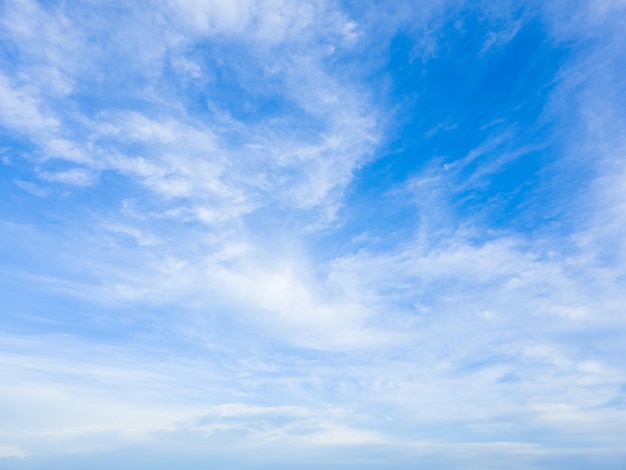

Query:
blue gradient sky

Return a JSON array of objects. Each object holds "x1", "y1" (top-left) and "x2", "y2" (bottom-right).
[{"x1": 1, "y1": 1, "x2": 626, "y2": 468}]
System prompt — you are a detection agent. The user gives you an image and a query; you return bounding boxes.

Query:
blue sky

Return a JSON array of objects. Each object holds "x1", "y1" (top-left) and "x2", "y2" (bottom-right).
[{"x1": 1, "y1": 0, "x2": 626, "y2": 468}]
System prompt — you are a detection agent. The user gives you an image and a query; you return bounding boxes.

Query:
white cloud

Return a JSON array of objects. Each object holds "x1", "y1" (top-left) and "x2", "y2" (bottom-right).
[
  {"x1": 0, "y1": 445, "x2": 26, "y2": 458},
  {"x1": 0, "y1": 0, "x2": 379, "y2": 229},
  {"x1": 1, "y1": 1, "x2": 625, "y2": 466},
  {"x1": 39, "y1": 168, "x2": 94, "y2": 186},
  {"x1": 169, "y1": 0, "x2": 256, "y2": 35},
  {"x1": 0, "y1": 73, "x2": 59, "y2": 133},
  {"x1": 14, "y1": 180, "x2": 49, "y2": 197}
]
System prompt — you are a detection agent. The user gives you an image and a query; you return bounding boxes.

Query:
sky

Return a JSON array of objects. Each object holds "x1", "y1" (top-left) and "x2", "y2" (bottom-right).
[{"x1": 1, "y1": 0, "x2": 626, "y2": 468}]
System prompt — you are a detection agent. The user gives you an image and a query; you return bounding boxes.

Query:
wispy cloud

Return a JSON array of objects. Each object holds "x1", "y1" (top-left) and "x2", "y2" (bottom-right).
[{"x1": 1, "y1": 0, "x2": 625, "y2": 468}]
